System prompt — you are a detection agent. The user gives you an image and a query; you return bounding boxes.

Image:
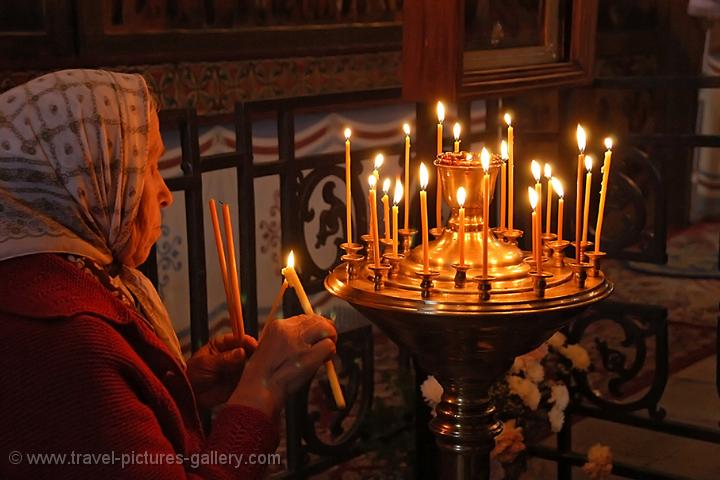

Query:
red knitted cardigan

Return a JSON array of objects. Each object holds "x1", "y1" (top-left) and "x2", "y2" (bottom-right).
[{"x1": 0, "y1": 253, "x2": 279, "y2": 479}]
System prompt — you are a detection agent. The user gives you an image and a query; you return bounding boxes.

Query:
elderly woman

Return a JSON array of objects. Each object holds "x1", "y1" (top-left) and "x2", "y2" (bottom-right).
[{"x1": 0, "y1": 69, "x2": 337, "y2": 479}]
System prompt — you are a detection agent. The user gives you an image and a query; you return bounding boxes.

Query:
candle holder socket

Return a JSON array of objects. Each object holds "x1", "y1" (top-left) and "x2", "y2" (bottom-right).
[
  {"x1": 547, "y1": 240, "x2": 570, "y2": 267},
  {"x1": 585, "y1": 251, "x2": 607, "y2": 277},
  {"x1": 383, "y1": 253, "x2": 404, "y2": 279},
  {"x1": 570, "y1": 262, "x2": 591, "y2": 289},
  {"x1": 570, "y1": 240, "x2": 594, "y2": 263},
  {"x1": 341, "y1": 253, "x2": 364, "y2": 280},
  {"x1": 541, "y1": 233, "x2": 558, "y2": 258},
  {"x1": 415, "y1": 269, "x2": 440, "y2": 298},
  {"x1": 361, "y1": 233, "x2": 375, "y2": 262},
  {"x1": 491, "y1": 227, "x2": 507, "y2": 242},
  {"x1": 368, "y1": 264, "x2": 392, "y2": 291},
  {"x1": 379, "y1": 238, "x2": 394, "y2": 259},
  {"x1": 397, "y1": 228, "x2": 417, "y2": 256},
  {"x1": 430, "y1": 226, "x2": 444, "y2": 238},
  {"x1": 522, "y1": 255, "x2": 549, "y2": 270},
  {"x1": 475, "y1": 275, "x2": 495, "y2": 301},
  {"x1": 529, "y1": 271, "x2": 553, "y2": 298},
  {"x1": 451, "y1": 263, "x2": 472, "y2": 288},
  {"x1": 503, "y1": 228, "x2": 524, "y2": 246}
]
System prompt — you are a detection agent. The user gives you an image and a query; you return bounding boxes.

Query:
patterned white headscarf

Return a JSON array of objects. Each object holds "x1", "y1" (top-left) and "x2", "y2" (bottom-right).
[{"x1": 0, "y1": 69, "x2": 185, "y2": 366}]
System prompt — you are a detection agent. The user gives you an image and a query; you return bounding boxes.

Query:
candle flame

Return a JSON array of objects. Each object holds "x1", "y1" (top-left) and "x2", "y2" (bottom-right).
[
  {"x1": 466, "y1": 152, "x2": 473, "y2": 161},
  {"x1": 437, "y1": 102, "x2": 445, "y2": 123},
  {"x1": 453, "y1": 122, "x2": 461, "y2": 141},
  {"x1": 585, "y1": 155, "x2": 593, "y2": 172},
  {"x1": 544, "y1": 163, "x2": 552, "y2": 179},
  {"x1": 551, "y1": 177, "x2": 564, "y2": 198},
  {"x1": 480, "y1": 147, "x2": 491, "y2": 171},
  {"x1": 456, "y1": 187, "x2": 466, "y2": 207},
  {"x1": 500, "y1": 140, "x2": 508, "y2": 160},
  {"x1": 403, "y1": 123, "x2": 411, "y2": 136},
  {"x1": 419, "y1": 163, "x2": 429, "y2": 190},
  {"x1": 368, "y1": 174, "x2": 377, "y2": 189},
  {"x1": 374, "y1": 153, "x2": 384, "y2": 170},
  {"x1": 382, "y1": 177, "x2": 391, "y2": 194},
  {"x1": 528, "y1": 186, "x2": 538, "y2": 210},
  {"x1": 604, "y1": 137, "x2": 613, "y2": 150},
  {"x1": 344, "y1": 128, "x2": 351, "y2": 140},
  {"x1": 394, "y1": 179, "x2": 404, "y2": 205},
  {"x1": 504, "y1": 113, "x2": 512, "y2": 126},
  {"x1": 577, "y1": 125, "x2": 587, "y2": 152},
  {"x1": 286, "y1": 250, "x2": 295, "y2": 268},
  {"x1": 531, "y1": 160, "x2": 541, "y2": 182}
]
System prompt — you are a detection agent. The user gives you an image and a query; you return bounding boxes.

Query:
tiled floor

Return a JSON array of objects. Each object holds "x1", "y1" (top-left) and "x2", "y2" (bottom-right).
[{"x1": 527, "y1": 355, "x2": 720, "y2": 479}]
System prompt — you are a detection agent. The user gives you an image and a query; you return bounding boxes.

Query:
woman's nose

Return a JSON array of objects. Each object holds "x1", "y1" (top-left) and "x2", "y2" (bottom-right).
[{"x1": 159, "y1": 179, "x2": 173, "y2": 208}]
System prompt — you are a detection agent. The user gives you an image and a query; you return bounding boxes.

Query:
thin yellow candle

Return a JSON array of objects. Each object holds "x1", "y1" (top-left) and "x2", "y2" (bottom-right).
[
  {"x1": 581, "y1": 155, "x2": 593, "y2": 245},
  {"x1": 552, "y1": 178, "x2": 564, "y2": 241},
  {"x1": 505, "y1": 113, "x2": 514, "y2": 230},
  {"x1": 282, "y1": 251, "x2": 346, "y2": 409},
  {"x1": 436, "y1": 102, "x2": 445, "y2": 229},
  {"x1": 393, "y1": 180, "x2": 403, "y2": 255},
  {"x1": 372, "y1": 153, "x2": 384, "y2": 181},
  {"x1": 595, "y1": 138, "x2": 613, "y2": 253},
  {"x1": 420, "y1": 163, "x2": 430, "y2": 273},
  {"x1": 457, "y1": 186, "x2": 467, "y2": 266},
  {"x1": 575, "y1": 125, "x2": 587, "y2": 261},
  {"x1": 529, "y1": 187, "x2": 540, "y2": 271},
  {"x1": 382, "y1": 178, "x2": 391, "y2": 242},
  {"x1": 368, "y1": 175, "x2": 381, "y2": 267},
  {"x1": 453, "y1": 122, "x2": 461, "y2": 153},
  {"x1": 403, "y1": 123, "x2": 411, "y2": 229},
  {"x1": 481, "y1": 147, "x2": 491, "y2": 277},
  {"x1": 344, "y1": 128, "x2": 352, "y2": 244},
  {"x1": 544, "y1": 163, "x2": 553, "y2": 235},
  {"x1": 500, "y1": 140, "x2": 508, "y2": 229},
  {"x1": 222, "y1": 203, "x2": 245, "y2": 338},
  {"x1": 531, "y1": 160, "x2": 542, "y2": 240}
]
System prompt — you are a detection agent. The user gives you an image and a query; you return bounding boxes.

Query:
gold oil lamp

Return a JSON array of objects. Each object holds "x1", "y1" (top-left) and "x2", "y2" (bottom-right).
[{"x1": 326, "y1": 151, "x2": 612, "y2": 480}]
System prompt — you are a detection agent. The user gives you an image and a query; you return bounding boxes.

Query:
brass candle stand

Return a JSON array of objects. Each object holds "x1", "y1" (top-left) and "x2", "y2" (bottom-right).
[{"x1": 325, "y1": 152, "x2": 612, "y2": 480}]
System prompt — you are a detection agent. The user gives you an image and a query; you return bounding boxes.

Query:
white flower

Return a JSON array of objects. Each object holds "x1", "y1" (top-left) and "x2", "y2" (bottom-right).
[
  {"x1": 562, "y1": 344, "x2": 591, "y2": 371},
  {"x1": 506, "y1": 375, "x2": 541, "y2": 410},
  {"x1": 549, "y1": 384, "x2": 570, "y2": 411},
  {"x1": 547, "y1": 331, "x2": 567, "y2": 349},
  {"x1": 491, "y1": 419, "x2": 526, "y2": 464},
  {"x1": 421, "y1": 375, "x2": 443, "y2": 410},
  {"x1": 582, "y1": 444, "x2": 613, "y2": 479},
  {"x1": 548, "y1": 405, "x2": 565, "y2": 432},
  {"x1": 511, "y1": 356, "x2": 545, "y2": 384}
]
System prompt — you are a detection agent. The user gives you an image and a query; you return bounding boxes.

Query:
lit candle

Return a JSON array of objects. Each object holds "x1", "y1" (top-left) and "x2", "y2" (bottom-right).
[
  {"x1": 420, "y1": 163, "x2": 430, "y2": 273},
  {"x1": 552, "y1": 177, "x2": 564, "y2": 241},
  {"x1": 282, "y1": 251, "x2": 346, "y2": 409},
  {"x1": 531, "y1": 160, "x2": 542, "y2": 245},
  {"x1": 575, "y1": 125, "x2": 587, "y2": 261},
  {"x1": 372, "y1": 153, "x2": 384, "y2": 181},
  {"x1": 344, "y1": 128, "x2": 352, "y2": 244},
  {"x1": 581, "y1": 155, "x2": 593, "y2": 246},
  {"x1": 436, "y1": 102, "x2": 445, "y2": 229},
  {"x1": 457, "y1": 186, "x2": 467, "y2": 266},
  {"x1": 500, "y1": 140, "x2": 508, "y2": 230},
  {"x1": 403, "y1": 123, "x2": 411, "y2": 229},
  {"x1": 382, "y1": 178, "x2": 391, "y2": 242},
  {"x1": 505, "y1": 113, "x2": 514, "y2": 230},
  {"x1": 544, "y1": 163, "x2": 553, "y2": 235},
  {"x1": 453, "y1": 122, "x2": 461, "y2": 153},
  {"x1": 528, "y1": 187, "x2": 540, "y2": 272},
  {"x1": 481, "y1": 147, "x2": 491, "y2": 277},
  {"x1": 368, "y1": 175, "x2": 381, "y2": 267},
  {"x1": 595, "y1": 138, "x2": 613, "y2": 253},
  {"x1": 393, "y1": 180, "x2": 403, "y2": 255}
]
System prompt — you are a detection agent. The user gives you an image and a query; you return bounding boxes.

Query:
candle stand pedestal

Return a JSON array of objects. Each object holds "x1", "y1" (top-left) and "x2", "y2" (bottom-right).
[{"x1": 585, "y1": 251, "x2": 607, "y2": 277}]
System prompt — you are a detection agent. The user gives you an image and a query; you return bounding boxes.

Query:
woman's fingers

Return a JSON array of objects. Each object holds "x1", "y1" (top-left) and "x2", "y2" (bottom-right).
[{"x1": 220, "y1": 347, "x2": 246, "y2": 372}]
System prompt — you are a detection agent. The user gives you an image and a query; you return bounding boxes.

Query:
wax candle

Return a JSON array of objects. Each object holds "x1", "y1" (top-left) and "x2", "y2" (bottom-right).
[
  {"x1": 581, "y1": 155, "x2": 593, "y2": 246},
  {"x1": 595, "y1": 138, "x2": 613, "y2": 253},
  {"x1": 531, "y1": 160, "x2": 542, "y2": 242},
  {"x1": 552, "y1": 177, "x2": 564, "y2": 241},
  {"x1": 500, "y1": 140, "x2": 508, "y2": 230},
  {"x1": 222, "y1": 203, "x2": 245, "y2": 338},
  {"x1": 282, "y1": 251, "x2": 345, "y2": 409},
  {"x1": 420, "y1": 163, "x2": 430, "y2": 273},
  {"x1": 403, "y1": 123, "x2": 411, "y2": 229},
  {"x1": 453, "y1": 122, "x2": 461, "y2": 153},
  {"x1": 344, "y1": 128, "x2": 352, "y2": 244},
  {"x1": 544, "y1": 164, "x2": 553, "y2": 235},
  {"x1": 529, "y1": 187, "x2": 539, "y2": 271},
  {"x1": 575, "y1": 125, "x2": 586, "y2": 261},
  {"x1": 208, "y1": 199, "x2": 239, "y2": 338},
  {"x1": 382, "y1": 178, "x2": 391, "y2": 242},
  {"x1": 436, "y1": 102, "x2": 445, "y2": 229},
  {"x1": 393, "y1": 180, "x2": 403, "y2": 255},
  {"x1": 505, "y1": 114, "x2": 514, "y2": 230},
  {"x1": 457, "y1": 186, "x2": 466, "y2": 266},
  {"x1": 372, "y1": 153, "x2": 384, "y2": 181},
  {"x1": 481, "y1": 147, "x2": 491, "y2": 277},
  {"x1": 368, "y1": 175, "x2": 381, "y2": 267}
]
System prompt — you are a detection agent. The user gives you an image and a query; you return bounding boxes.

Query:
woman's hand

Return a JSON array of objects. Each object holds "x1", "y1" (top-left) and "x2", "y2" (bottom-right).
[
  {"x1": 186, "y1": 332, "x2": 258, "y2": 410},
  {"x1": 228, "y1": 314, "x2": 337, "y2": 419}
]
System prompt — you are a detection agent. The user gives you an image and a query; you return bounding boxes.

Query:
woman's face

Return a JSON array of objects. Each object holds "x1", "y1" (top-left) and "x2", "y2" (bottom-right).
[{"x1": 118, "y1": 111, "x2": 173, "y2": 267}]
